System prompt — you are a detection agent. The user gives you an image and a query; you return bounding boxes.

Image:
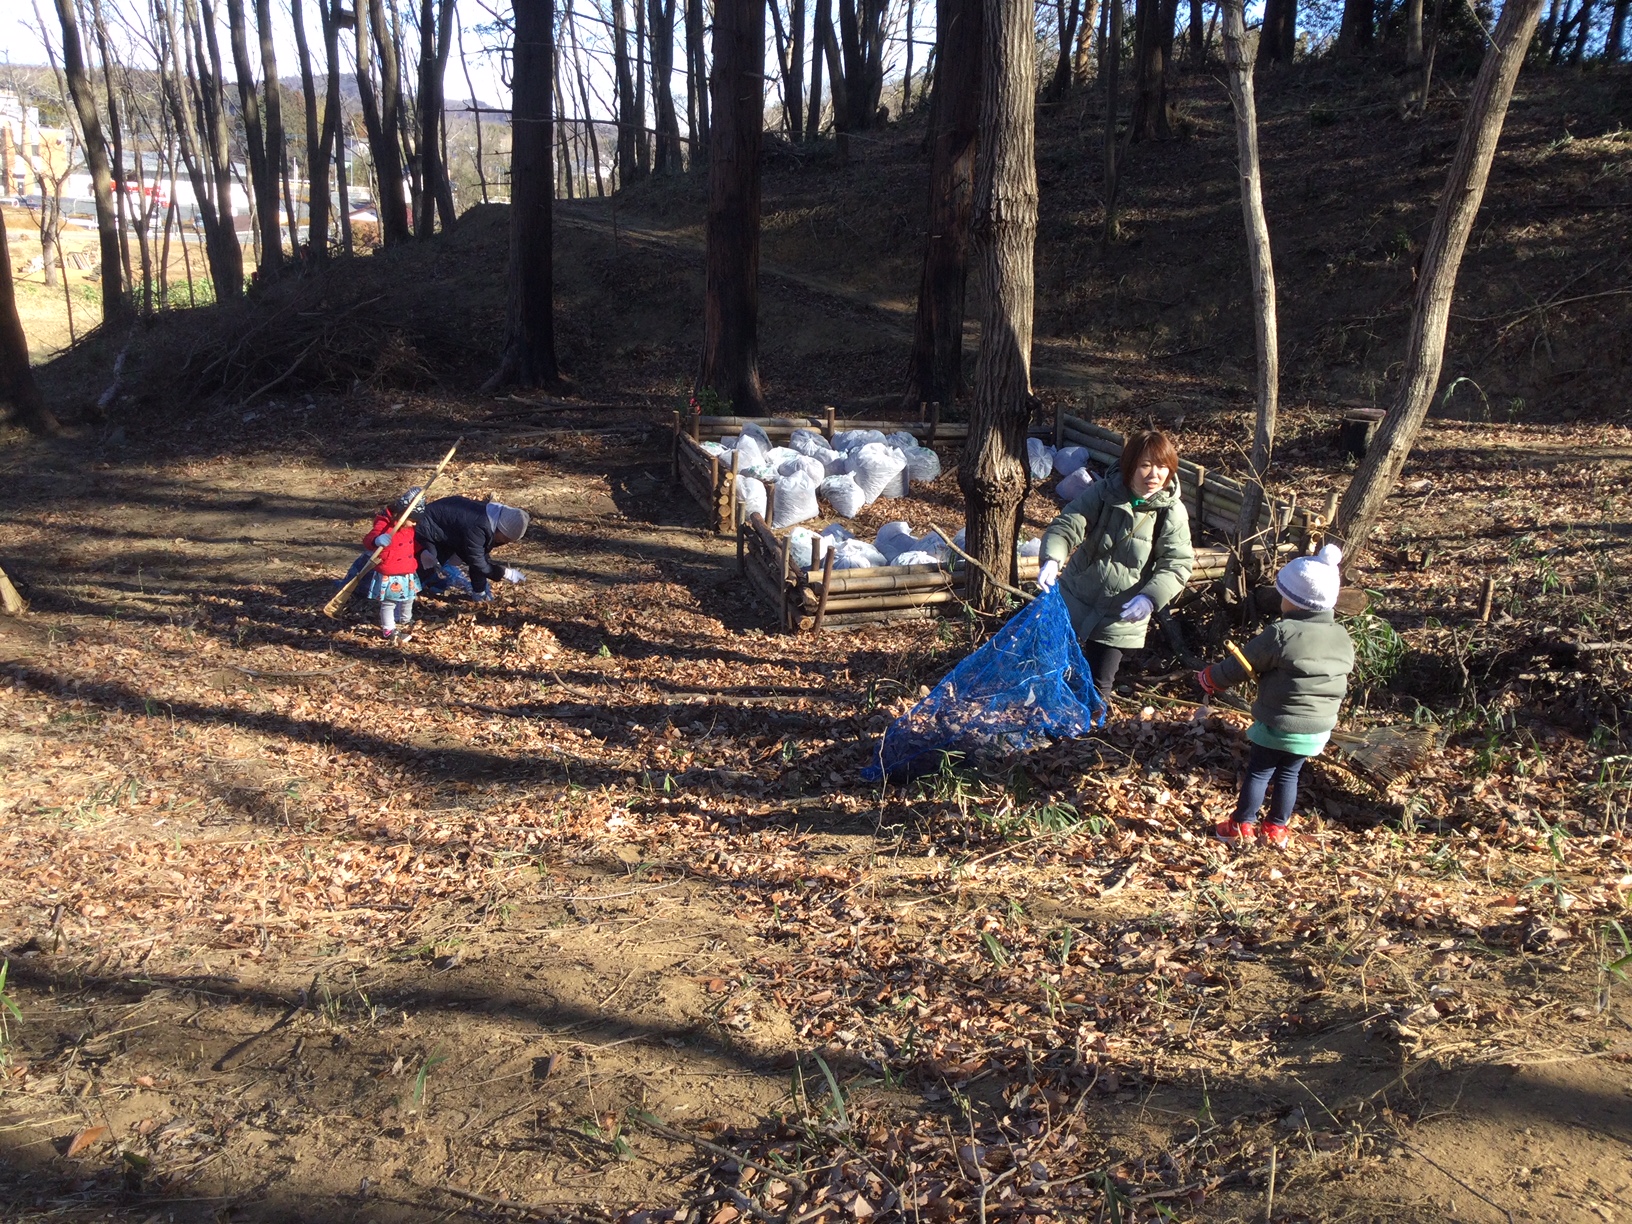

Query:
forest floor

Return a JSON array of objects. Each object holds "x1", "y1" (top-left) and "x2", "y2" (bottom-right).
[{"x1": 3, "y1": 59, "x2": 1632, "y2": 1224}]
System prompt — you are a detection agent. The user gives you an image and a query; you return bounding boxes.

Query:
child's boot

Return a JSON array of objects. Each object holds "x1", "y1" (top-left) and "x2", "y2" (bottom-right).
[
  {"x1": 1215, "y1": 819, "x2": 1256, "y2": 845},
  {"x1": 1259, "y1": 823, "x2": 1291, "y2": 849}
]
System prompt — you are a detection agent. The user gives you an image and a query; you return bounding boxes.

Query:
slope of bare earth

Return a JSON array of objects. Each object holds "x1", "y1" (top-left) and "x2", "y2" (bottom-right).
[{"x1": 1, "y1": 56, "x2": 1630, "y2": 1224}]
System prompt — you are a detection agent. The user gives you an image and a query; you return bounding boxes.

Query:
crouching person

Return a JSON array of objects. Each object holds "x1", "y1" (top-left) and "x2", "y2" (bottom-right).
[
  {"x1": 416, "y1": 496, "x2": 531, "y2": 603},
  {"x1": 1197, "y1": 544, "x2": 1355, "y2": 849}
]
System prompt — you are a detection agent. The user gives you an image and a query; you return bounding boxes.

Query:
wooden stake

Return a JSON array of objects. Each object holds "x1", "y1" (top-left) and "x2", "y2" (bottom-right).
[
  {"x1": 930, "y1": 401, "x2": 941, "y2": 445},
  {"x1": 1478, "y1": 576, "x2": 1495, "y2": 623},
  {"x1": 824, "y1": 404, "x2": 836, "y2": 440},
  {"x1": 670, "y1": 410, "x2": 682, "y2": 479},
  {"x1": 812, "y1": 547, "x2": 837, "y2": 632},
  {"x1": 728, "y1": 449, "x2": 741, "y2": 528},
  {"x1": 1053, "y1": 400, "x2": 1063, "y2": 447},
  {"x1": 779, "y1": 534, "x2": 792, "y2": 631}
]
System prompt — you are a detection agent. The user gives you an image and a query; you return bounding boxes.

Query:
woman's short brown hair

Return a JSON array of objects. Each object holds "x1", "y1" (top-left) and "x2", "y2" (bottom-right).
[{"x1": 1119, "y1": 429, "x2": 1180, "y2": 489}]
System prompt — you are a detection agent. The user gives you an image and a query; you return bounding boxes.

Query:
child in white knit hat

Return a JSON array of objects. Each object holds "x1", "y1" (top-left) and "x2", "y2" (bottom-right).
[{"x1": 1195, "y1": 544, "x2": 1356, "y2": 847}]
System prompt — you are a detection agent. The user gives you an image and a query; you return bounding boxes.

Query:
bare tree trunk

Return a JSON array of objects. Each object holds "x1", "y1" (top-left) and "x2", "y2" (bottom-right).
[
  {"x1": 649, "y1": 0, "x2": 682, "y2": 172},
  {"x1": 457, "y1": 20, "x2": 489, "y2": 199},
  {"x1": 634, "y1": 0, "x2": 650, "y2": 172},
  {"x1": 808, "y1": 0, "x2": 829, "y2": 135},
  {"x1": 0, "y1": 209, "x2": 58, "y2": 434},
  {"x1": 1334, "y1": 0, "x2": 1545, "y2": 563},
  {"x1": 902, "y1": 0, "x2": 914, "y2": 111},
  {"x1": 1404, "y1": 0, "x2": 1424, "y2": 63},
  {"x1": 903, "y1": 0, "x2": 981, "y2": 409},
  {"x1": 961, "y1": 0, "x2": 1036, "y2": 612},
  {"x1": 612, "y1": 0, "x2": 642, "y2": 182},
  {"x1": 487, "y1": 0, "x2": 561, "y2": 390},
  {"x1": 686, "y1": 0, "x2": 711, "y2": 158},
  {"x1": 769, "y1": 0, "x2": 805, "y2": 140},
  {"x1": 90, "y1": 0, "x2": 136, "y2": 302},
  {"x1": 835, "y1": 0, "x2": 886, "y2": 128},
  {"x1": 1130, "y1": 0, "x2": 1172, "y2": 139},
  {"x1": 1101, "y1": 0, "x2": 1123, "y2": 243},
  {"x1": 1220, "y1": 0, "x2": 1277, "y2": 576},
  {"x1": 254, "y1": 0, "x2": 294, "y2": 254},
  {"x1": 336, "y1": 118, "x2": 353, "y2": 252},
  {"x1": 697, "y1": 0, "x2": 766, "y2": 413},
  {"x1": 355, "y1": 0, "x2": 412, "y2": 243},
  {"x1": 1074, "y1": 0, "x2": 1098, "y2": 81},
  {"x1": 1044, "y1": 0, "x2": 1083, "y2": 101},
  {"x1": 1568, "y1": 0, "x2": 1594, "y2": 61},
  {"x1": 819, "y1": 3, "x2": 849, "y2": 128},
  {"x1": 53, "y1": 0, "x2": 130, "y2": 325},
  {"x1": 186, "y1": 0, "x2": 245, "y2": 296},
  {"x1": 1337, "y1": 0, "x2": 1374, "y2": 55},
  {"x1": 417, "y1": 0, "x2": 457, "y2": 234},
  {"x1": 567, "y1": 8, "x2": 604, "y2": 195},
  {"x1": 222, "y1": 0, "x2": 281, "y2": 277},
  {"x1": 1261, "y1": 0, "x2": 1295, "y2": 61},
  {"x1": 293, "y1": 0, "x2": 332, "y2": 259},
  {"x1": 1609, "y1": 0, "x2": 1630, "y2": 59}
]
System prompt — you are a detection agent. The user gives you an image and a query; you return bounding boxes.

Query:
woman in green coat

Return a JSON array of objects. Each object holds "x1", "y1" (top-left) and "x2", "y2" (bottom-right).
[{"x1": 1037, "y1": 429, "x2": 1195, "y2": 698}]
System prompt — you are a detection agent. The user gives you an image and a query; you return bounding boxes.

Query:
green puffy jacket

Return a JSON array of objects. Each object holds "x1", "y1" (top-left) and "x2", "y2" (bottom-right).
[
  {"x1": 1040, "y1": 471, "x2": 1195, "y2": 649},
  {"x1": 1209, "y1": 609, "x2": 1356, "y2": 736}
]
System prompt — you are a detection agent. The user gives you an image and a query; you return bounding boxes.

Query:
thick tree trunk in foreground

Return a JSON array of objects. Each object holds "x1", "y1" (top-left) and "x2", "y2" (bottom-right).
[
  {"x1": 697, "y1": 0, "x2": 767, "y2": 413},
  {"x1": 1334, "y1": 0, "x2": 1545, "y2": 563},
  {"x1": 53, "y1": 0, "x2": 130, "y2": 326},
  {"x1": 960, "y1": 0, "x2": 1037, "y2": 613},
  {"x1": 486, "y1": 0, "x2": 561, "y2": 390},
  {"x1": 0, "y1": 211, "x2": 58, "y2": 434},
  {"x1": 1220, "y1": 0, "x2": 1278, "y2": 571},
  {"x1": 902, "y1": 0, "x2": 982, "y2": 410}
]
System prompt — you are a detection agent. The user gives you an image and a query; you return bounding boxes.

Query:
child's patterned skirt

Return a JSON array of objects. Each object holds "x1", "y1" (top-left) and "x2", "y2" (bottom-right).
[{"x1": 366, "y1": 571, "x2": 422, "y2": 602}]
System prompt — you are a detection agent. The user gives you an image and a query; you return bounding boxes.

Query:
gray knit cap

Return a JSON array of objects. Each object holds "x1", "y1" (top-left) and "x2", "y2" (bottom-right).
[{"x1": 485, "y1": 502, "x2": 530, "y2": 542}]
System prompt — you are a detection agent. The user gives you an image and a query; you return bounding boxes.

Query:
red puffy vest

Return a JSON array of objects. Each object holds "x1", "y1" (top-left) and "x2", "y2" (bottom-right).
[{"x1": 366, "y1": 513, "x2": 419, "y2": 576}]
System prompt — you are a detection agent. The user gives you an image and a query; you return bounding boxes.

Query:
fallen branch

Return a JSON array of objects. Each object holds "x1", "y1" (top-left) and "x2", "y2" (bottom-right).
[{"x1": 625, "y1": 1110, "x2": 808, "y2": 1196}]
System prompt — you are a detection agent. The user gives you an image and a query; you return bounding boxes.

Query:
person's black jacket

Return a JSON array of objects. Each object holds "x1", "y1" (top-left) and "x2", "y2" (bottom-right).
[{"x1": 416, "y1": 496, "x2": 505, "y2": 593}]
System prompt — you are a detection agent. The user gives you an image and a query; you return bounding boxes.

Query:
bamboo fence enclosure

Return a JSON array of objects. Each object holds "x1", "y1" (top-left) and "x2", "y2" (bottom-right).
[{"x1": 672, "y1": 409, "x2": 1331, "y2": 633}]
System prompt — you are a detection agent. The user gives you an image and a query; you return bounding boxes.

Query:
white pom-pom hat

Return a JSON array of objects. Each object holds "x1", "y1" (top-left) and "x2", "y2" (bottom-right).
[{"x1": 1276, "y1": 543, "x2": 1344, "y2": 612}]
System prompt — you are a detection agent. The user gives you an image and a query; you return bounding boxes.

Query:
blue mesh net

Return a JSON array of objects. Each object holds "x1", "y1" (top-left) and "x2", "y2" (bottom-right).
[{"x1": 864, "y1": 586, "x2": 1108, "y2": 781}]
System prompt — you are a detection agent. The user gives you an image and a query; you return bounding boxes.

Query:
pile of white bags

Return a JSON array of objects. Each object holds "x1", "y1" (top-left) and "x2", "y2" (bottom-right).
[
  {"x1": 1055, "y1": 466, "x2": 1095, "y2": 502},
  {"x1": 710, "y1": 421, "x2": 948, "y2": 524}
]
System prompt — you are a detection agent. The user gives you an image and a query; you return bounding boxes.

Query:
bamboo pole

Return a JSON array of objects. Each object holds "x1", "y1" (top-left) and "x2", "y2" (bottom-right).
[{"x1": 812, "y1": 547, "x2": 837, "y2": 632}]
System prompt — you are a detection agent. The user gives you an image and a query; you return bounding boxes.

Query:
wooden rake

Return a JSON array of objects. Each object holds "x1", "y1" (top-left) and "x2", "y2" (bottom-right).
[
  {"x1": 1222, "y1": 641, "x2": 1440, "y2": 789},
  {"x1": 322, "y1": 437, "x2": 462, "y2": 619}
]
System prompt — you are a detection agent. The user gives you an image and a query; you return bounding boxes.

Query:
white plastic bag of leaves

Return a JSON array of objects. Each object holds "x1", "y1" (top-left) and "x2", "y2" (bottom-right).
[
  {"x1": 886, "y1": 430, "x2": 921, "y2": 451},
  {"x1": 787, "y1": 527, "x2": 820, "y2": 572},
  {"x1": 901, "y1": 445, "x2": 942, "y2": 483},
  {"x1": 819, "y1": 473, "x2": 866, "y2": 518},
  {"x1": 1055, "y1": 466, "x2": 1095, "y2": 502},
  {"x1": 700, "y1": 440, "x2": 728, "y2": 458},
  {"x1": 851, "y1": 443, "x2": 909, "y2": 504},
  {"x1": 765, "y1": 445, "x2": 803, "y2": 469},
  {"x1": 831, "y1": 539, "x2": 889, "y2": 569},
  {"x1": 789, "y1": 428, "x2": 828, "y2": 455},
  {"x1": 1027, "y1": 437, "x2": 1056, "y2": 482},
  {"x1": 1017, "y1": 537, "x2": 1042, "y2": 558},
  {"x1": 892, "y1": 549, "x2": 944, "y2": 568},
  {"x1": 1053, "y1": 445, "x2": 1089, "y2": 477},
  {"x1": 735, "y1": 475, "x2": 767, "y2": 522},
  {"x1": 833, "y1": 428, "x2": 887, "y2": 453},
  {"x1": 915, "y1": 527, "x2": 954, "y2": 561},
  {"x1": 874, "y1": 521, "x2": 918, "y2": 563},
  {"x1": 740, "y1": 421, "x2": 773, "y2": 453},
  {"x1": 732, "y1": 432, "x2": 769, "y2": 470},
  {"x1": 772, "y1": 468, "x2": 821, "y2": 529},
  {"x1": 778, "y1": 454, "x2": 825, "y2": 483}
]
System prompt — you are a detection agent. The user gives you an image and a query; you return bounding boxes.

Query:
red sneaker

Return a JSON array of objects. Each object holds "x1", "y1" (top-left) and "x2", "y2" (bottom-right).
[
  {"x1": 1215, "y1": 819, "x2": 1256, "y2": 845},
  {"x1": 1259, "y1": 823, "x2": 1291, "y2": 848}
]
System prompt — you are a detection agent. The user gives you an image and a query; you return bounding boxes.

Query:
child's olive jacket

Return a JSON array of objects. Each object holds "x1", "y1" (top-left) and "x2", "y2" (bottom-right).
[
  {"x1": 1040, "y1": 471, "x2": 1195, "y2": 648},
  {"x1": 1211, "y1": 609, "x2": 1356, "y2": 735}
]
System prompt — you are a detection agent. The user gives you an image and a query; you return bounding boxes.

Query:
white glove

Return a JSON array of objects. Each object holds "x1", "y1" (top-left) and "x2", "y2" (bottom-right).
[
  {"x1": 1036, "y1": 560, "x2": 1060, "y2": 592},
  {"x1": 501, "y1": 567, "x2": 526, "y2": 585},
  {"x1": 1120, "y1": 594, "x2": 1154, "y2": 622}
]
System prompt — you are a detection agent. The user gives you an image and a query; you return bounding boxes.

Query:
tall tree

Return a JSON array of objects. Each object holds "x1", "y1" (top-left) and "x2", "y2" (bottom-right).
[
  {"x1": 902, "y1": 0, "x2": 982, "y2": 409},
  {"x1": 52, "y1": 0, "x2": 131, "y2": 326},
  {"x1": 1334, "y1": 0, "x2": 1545, "y2": 562},
  {"x1": 417, "y1": 0, "x2": 458, "y2": 233},
  {"x1": 1101, "y1": 0, "x2": 1124, "y2": 242},
  {"x1": 807, "y1": 0, "x2": 830, "y2": 135},
  {"x1": 1609, "y1": 0, "x2": 1629, "y2": 59},
  {"x1": 1220, "y1": 0, "x2": 1278, "y2": 570},
  {"x1": 685, "y1": 0, "x2": 711, "y2": 158},
  {"x1": 960, "y1": 0, "x2": 1037, "y2": 611},
  {"x1": 1073, "y1": 0, "x2": 1099, "y2": 81},
  {"x1": 650, "y1": 0, "x2": 683, "y2": 172},
  {"x1": 634, "y1": 0, "x2": 650, "y2": 172},
  {"x1": 1336, "y1": 0, "x2": 1374, "y2": 55},
  {"x1": 254, "y1": 0, "x2": 293, "y2": 252},
  {"x1": 355, "y1": 0, "x2": 412, "y2": 242},
  {"x1": 697, "y1": 0, "x2": 767, "y2": 412},
  {"x1": 1129, "y1": 0, "x2": 1173, "y2": 139},
  {"x1": 0, "y1": 209, "x2": 58, "y2": 434},
  {"x1": 1261, "y1": 0, "x2": 1296, "y2": 61},
  {"x1": 770, "y1": 0, "x2": 807, "y2": 141},
  {"x1": 183, "y1": 0, "x2": 246, "y2": 296},
  {"x1": 612, "y1": 0, "x2": 643, "y2": 182},
  {"x1": 488, "y1": 0, "x2": 561, "y2": 390},
  {"x1": 1044, "y1": 0, "x2": 1084, "y2": 102},
  {"x1": 835, "y1": 0, "x2": 887, "y2": 128},
  {"x1": 291, "y1": 0, "x2": 331, "y2": 259},
  {"x1": 222, "y1": 0, "x2": 282, "y2": 275}
]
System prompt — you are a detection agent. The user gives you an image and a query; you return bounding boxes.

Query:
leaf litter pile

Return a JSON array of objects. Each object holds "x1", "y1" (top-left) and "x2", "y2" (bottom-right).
[{"x1": 1, "y1": 396, "x2": 1631, "y2": 1223}]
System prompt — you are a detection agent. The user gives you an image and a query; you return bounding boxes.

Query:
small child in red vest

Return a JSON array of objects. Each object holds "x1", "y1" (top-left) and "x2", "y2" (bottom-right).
[{"x1": 364, "y1": 489, "x2": 423, "y2": 640}]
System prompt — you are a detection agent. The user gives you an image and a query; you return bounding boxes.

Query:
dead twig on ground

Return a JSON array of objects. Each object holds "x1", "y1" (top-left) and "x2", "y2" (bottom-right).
[{"x1": 625, "y1": 1110, "x2": 808, "y2": 1197}]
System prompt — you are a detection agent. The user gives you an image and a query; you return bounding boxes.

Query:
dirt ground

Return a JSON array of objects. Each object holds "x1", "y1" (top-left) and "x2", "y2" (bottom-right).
[{"x1": 3, "y1": 59, "x2": 1631, "y2": 1224}]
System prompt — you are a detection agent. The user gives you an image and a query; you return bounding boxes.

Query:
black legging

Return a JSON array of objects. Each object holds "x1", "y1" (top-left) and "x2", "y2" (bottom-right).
[{"x1": 1083, "y1": 641, "x2": 1125, "y2": 700}]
